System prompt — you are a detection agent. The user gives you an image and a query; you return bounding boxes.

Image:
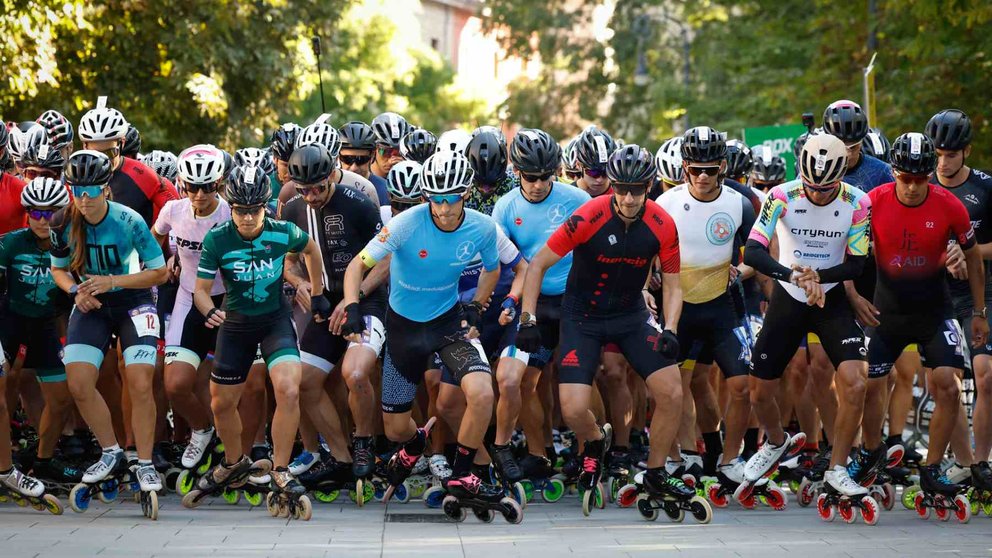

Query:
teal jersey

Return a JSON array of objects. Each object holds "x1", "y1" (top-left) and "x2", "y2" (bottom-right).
[
  {"x1": 51, "y1": 201, "x2": 166, "y2": 290},
  {"x1": 0, "y1": 228, "x2": 64, "y2": 318},
  {"x1": 197, "y1": 217, "x2": 309, "y2": 316}
]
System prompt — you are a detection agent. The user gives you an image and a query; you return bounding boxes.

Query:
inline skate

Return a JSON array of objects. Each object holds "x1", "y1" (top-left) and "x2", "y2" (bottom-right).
[
  {"x1": 423, "y1": 454, "x2": 453, "y2": 508},
  {"x1": 442, "y1": 470, "x2": 523, "y2": 524},
  {"x1": 705, "y1": 459, "x2": 786, "y2": 510},
  {"x1": 183, "y1": 455, "x2": 273, "y2": 509},
  {"x1": 488, "y1": 444, "x2": 527, "y2": 506},
  {"x1": 175, "y1": 434, "x2": 223, "y2": 496},
  {"x1": 735, "y1": 432, "x2": 806, "y2": 504},
  {"x1": 31, "y1": 457, "x2": 83, "y2": 497},
  {"x1": 815, "y1": 465, "x2": 880, "y2": 525},
  {"x1": 382, "y1": 417, "x2": 436, "y2": 503},
  {"x1": 577, "y1": 423, "x2": 612, "y2": 517},
  {"x1": 851, "y1": 444, "x2": 903, "y2": 511},
  {"x1": 69, "y1": 450, "x2": 133, "y2": 514},
  {"x1": 0, "y1": 466, "x2": 63, "y2": 514},
  {"x1": 618, "y1": 467, "x2": 712, "y2": 523},
  {"x1": 911, "y1": 464, "x2": 970, "y2": 523},
  {"x1": 517, "y1": 454, "x2": 566, "y2": 504},
  {"x1": 300, "y1": 455, "x2": 374, "y2": 506},
  {"x1": 266, "y1": 467, "x2": 312, "y2": 520},
  {"x1": 968, "y1": 461, "x2": 992, "y2": 516}
]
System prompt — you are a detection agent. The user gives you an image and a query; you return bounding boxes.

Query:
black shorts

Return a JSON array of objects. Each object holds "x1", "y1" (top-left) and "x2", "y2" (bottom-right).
[
  {"x1": 165, "y1": 293, "x2": 224, "y2": 368},
  {"x1": 475, "y1": 289, "x2": 520, "y2": 361},
  {"x1": 212, "y1": 311, "x2": 299, "y2": 385},
  {"x1": 867, "y1": 316, "x2": 968, "y2": 379},
  {"x1": 156, "y1": 282, "x2": 179, "y2": 339},
  {"x1": 557, "y1": 309, "x2": 676, "y2": 385},
  {"x1": 299, "y1": 296, "x2": 386, "y2": 373},
  {"x1": 677, "y1": 293, "x2": 748, "y2": 378},
  {"x1": 381, "y1": 304, "x2": 490, "y2": 413},
  {"x1": 751, "y1": 282, "x2": 866, "y2": 381},
  {"x1": 63, "y1": 290, "x2": 160, "y2": 369},
  {"x1": 952, "y1": 293, "x2": 992, "y2": 357},
  {"x1": 527, "y1": 294, "x2": 563, "y2": 369},
  {"x1": 0, "y1": 313, "x2": 65, "y2": 382}
]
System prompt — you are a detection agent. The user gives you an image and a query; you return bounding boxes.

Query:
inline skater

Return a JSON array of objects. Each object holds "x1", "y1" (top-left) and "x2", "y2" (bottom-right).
[
  {"x1": 270, "y1": 123, "x2": 302, "y2": 187},
  {"x1": 121, "y1": 126, "x2": 140, "y2": 160},
  {"x1": 749, "y1": 145, "x2": 786, "y2": 192},
  {"x1": 143, "y1": 151, "x2": 179, "y2": 184},
  {"x1": 655, "y1": 137, "x2": 684, "y2": 193}
]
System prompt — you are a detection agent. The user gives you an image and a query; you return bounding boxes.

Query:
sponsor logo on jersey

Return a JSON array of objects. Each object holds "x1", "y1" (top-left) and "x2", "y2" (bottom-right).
[
  {"x1": 793, "y1": 209, "x2": 807, "y2": 215},
  {"x1": 547, "y1": 203, "x2": 567, "y2": 224},
  {"x1": 705, "y1": 212, "x2": 734, "y2": 245},
  {"x1": 565, "y1": 214, "x2": 584, "y2": 235},
  {"x1": 789, "y1": 228, "x2": 844, "y2": 239},
  {"x1": 455, "y1": 240, "x2": 476, "y2": 263},
  {"x1": 608, "y1": 234, "x2": 617, "y2": 245},
  {"x1": 965, "y1": 194, "x2": 980, "y2": 205},
  {"x1": 595, "y1": 254, "x2": 648, "y2": 267},
  {"x1": 175, "y1": 237, "x2": 204, "y2": 251},
  {"x1": 889, "y1": 255, "x2": 928, "y2": 268},
  {"x1": 561, "y1": 349, "x2": 580, "y2": 367},
  {"x1": 377, "y1": 227, "x2": 390, "y2": 243},
  {"x1": 419, "y1": 249, "x2": 428, "y2": 259},
  {"x1": 514, "y1": 217, "x2": 523, "y2": 226}
]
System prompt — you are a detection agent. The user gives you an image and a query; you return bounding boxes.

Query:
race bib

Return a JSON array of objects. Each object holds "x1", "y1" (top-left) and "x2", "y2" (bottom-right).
[{"x1": 130, "y1": 304, "x2": 160, "y2": 338}]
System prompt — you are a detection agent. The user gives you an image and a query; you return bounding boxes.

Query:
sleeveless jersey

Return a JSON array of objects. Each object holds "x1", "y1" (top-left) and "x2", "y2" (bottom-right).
[
  {"x1": 749, "y1": 180, "x2": 871, "y2": 302},
  {"x1": 153, "y1": 198, "x2": 229, "y2": 296},
  {"x1": 0, "y1": 228, "x2": 64, "y2": 318}
]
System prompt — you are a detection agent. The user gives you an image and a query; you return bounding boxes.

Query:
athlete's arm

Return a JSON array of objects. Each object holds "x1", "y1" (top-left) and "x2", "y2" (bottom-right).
[
  {"x1": 743, "y1": 239, "x2": 793, "y2": 281},
  {"x1": 193, "y1": 276, "x2": 224, "y2": 328},
  {"x1": 965, "y1": 243, "x2": 989, "y2": 347},
  {"x1": 661, "y1": 270, "x2": 682, "y2": 333},
  {"x1": 745, "y1": 189, "x2": 794, "y2": 281},
  {"x1": 299, "y1": 237, "x2": 325, "y2": 301},
  {"x1": 343, "y1": 255, "x2": 372, "y2": 306},
  {"x1": 507, "y1": 257, "x2": 528, "y2": 302},
  {"x1": 520, "y1": 246, "x2": 563, "y2": 316},
  {"x1": 361, "y1": 254, "x2": 390, "y2": 294}
]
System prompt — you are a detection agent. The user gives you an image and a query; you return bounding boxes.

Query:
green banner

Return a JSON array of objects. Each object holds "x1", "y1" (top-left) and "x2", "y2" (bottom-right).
[{"x1": 742, "y1": 124, "x2": 808, "y2": 180}]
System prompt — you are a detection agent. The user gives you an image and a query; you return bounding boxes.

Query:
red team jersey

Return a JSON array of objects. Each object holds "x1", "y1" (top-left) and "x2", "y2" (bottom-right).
[{"x1": 0, "y1": 172, "x2": 27, "y2": 236}]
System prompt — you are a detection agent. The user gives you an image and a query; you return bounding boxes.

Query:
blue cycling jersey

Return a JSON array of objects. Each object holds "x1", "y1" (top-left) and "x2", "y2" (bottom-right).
[
  {"x1": 369, "y1": 174, "x2": 390, "y2": 208},
  {"x1": 51, "y1": 201, "x2": 165, "y2": 290},
  {"x1": 844, "y1": 153, "x2": 894, "y2": 193},
  {"x1": 359, "y1": 203, "x2": 499, "y2": 322},
  {"x1": 491, "y1": 182, "x2": 590, "y2": 296}
]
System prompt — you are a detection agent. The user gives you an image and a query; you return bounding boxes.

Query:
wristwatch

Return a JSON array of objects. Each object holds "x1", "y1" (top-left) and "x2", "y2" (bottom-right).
[
  {"x1": 974, "y1": 307, "x2": 988, "y2": 319},
  {"x1": 68, "y1": 284, "x2": 79, "y2": 296},
  {"x1": 519, "y1": 312, "x2": 536, "y2": 325}
]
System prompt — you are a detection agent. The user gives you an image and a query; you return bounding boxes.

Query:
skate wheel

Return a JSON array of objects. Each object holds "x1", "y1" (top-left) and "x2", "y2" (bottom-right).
[
  {"x1": 860, "y1": 495, "x2": 879, "y2": 526},
  {"x1": 581, "y1": 487, "x2": 595, "y2": 517},
  {"x1": 797, "y1": 478, "x2": 815, "y2": 508},
  {"x1": 98, "y1": 479, "x2": 118, "y2": 503},
  {"x1": 297, "y1": 495, "x2": 312, "y2": 521},
  {"x1": 816, "y1": 493, "x2": 834, "y2": 522},
  {"x1": 681, "y1": 474, "x2": 696, "y2": 488},
  {"x1": 278, "y1": 500, "x2": 291, "y2": 518},
  {"x1": 512, "y1": 481, "x2": 527, "y2": 508},
  {"x1": 143, "y1": 490, "x2": 159, "y2": 521},
  {"x1": 766, "y1": 486, "x2": 787, "y2": 511},
  {"x1": 394, "y1": 480, "x2": 411, "y2": 504},
  {"x1": 953, "y1": 494, "x2": 970, "y2": 524},
  {"x1": 182, "y1": 489, "x2": 203, "y2": 509},
  {"x1": 360, "y1": 478, "x2": 376, "y2": 505},
  {"x1": 935, "y1": 504, "x2": 949, "y2": 522},
  {"x1": 635, "y1": 493, "x2": 658, "y2": 521},
  {"x1": 473, "y1": 506, "x2": 495, "y2": 523},
  {"x1": 740, "y1": 492, "x2": 757, "y2": 510},
  {"x1": 69, "y1": 483, "x2": 90, "y2": 513},
  {"x1": 880, "y1": 483, "x2": 895, "y2": 511},
  {"x1": 442, "y1": 495, "x2": 466, "y2": 522},
  {"x1": 903, "y1": 484, "x2": 920, "y2": 510},
  {"x1": 42, "y1": 493, "x2": 63, "y2": 515},
  {"x1": 707, "y1": 483, "x2": 728, "y2": 508},
  {"x1": 595, "y1": 483, "x2": 606, "y2": 509},
  {"x1": 315, "y1": 489, "x2": 339, "y2": 504},
  {"x1": 266, "y1": 492, "x2": 280, "y2": 517},
  {"x1": 353, "y1": 479, "x2": 365, "y2": 507},
  {"x1": 788, "y1": 479, "x2": 800, "y2": 494},
  {"x1": 164, "y1": 468, "x2": 182, "y2": 492},
  {"x1": 733, "y1": 481, "x2": 754, "y2": 504},
  {"x1": 617, "y1": 483, "x2": 638, "y2": 508},
  {"x1": 31, "y1": 500, "x2": 45, "y2": 511},
  {"x1": 176, "y1": 470, "x2": 195, "y2": 496},
  {"x1": 914, "y1": 491, "x2": 930, "y2": 519},
  {"x1": 222, "y1": 487, "x2": 242, "y2": 505},
  {"x1": 543, "y1": 478, "x2": 566, "y2": 504},
  {"x1": 839, "y1": 500, "x2": 856, "y2": 524},
  {"x1": 520, "y1": 479, "x2": 534, "y2": 502},
  {"x1": 689, "y1": 495, "x2": 712, "y2": 524},
  {"x1": 662, "y1": 500, "x2": 684, "y2": 522},
  {"x1": 244, "y1": 490, "x2": 263, "y2": 507},
  {"x1": 983, "y1": 499, "x2": 992, "y2": 518},
  {"x1": 500, "y1": 496, "x2": 523, "y2": 524},
  {"x1": 423, "y1": 485, "x2": 445, "y2": 509}
]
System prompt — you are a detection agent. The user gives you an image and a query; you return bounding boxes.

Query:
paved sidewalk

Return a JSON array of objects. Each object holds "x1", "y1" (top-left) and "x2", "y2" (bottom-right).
[{"x1": 1, "y1": 493, "x2": 990, "y2": 558}]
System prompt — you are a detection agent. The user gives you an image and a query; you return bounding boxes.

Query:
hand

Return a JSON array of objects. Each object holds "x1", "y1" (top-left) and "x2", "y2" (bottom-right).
[
  {"x1": 79, "y1": 275, "x2": 114, "y2": 296},
  {"x1": 515, "y1": 322, "x2": 542, "y2": 353},
  {"x1": 498, "y1": 297, "x2": 517, "y2": 326},
  {"x1": 848, "y1": 293, "x2": 881, "y2": 327},
  {"x1": 642, "y1": 290, "x2": 658, "y2": 319},
  {"x1": 340, "y1": 302, "x2": 367, "y2": 343},
  {"x1": 971, "y1": 314, "x2": 990, "y2": 349},
  {"x1": 655, "y1": 329, "x2": 680, "y2": 360},
  {"x1": 167, "y1": 255, "x2": 181, "y2": 283},
  {"x1": 388, "y1": 155, "x2": 405, "y2": 167},
  {"x1": 799, "y1": 277, "x2": 825, "y2": 308},
  {"x1": 462, "y1": 301, "x2": 484, "y2": 339},
  {"x1": 648, "y1": 271, "x2": 662, "y2": 291},
  {"x1": 946, "y1": 242, "x2": 967, "y2": 280},
  {"x1": 294, "y1": 281, "x2": 312, "y2": 312},
  {"x1": 329, "y1": 299, "x2": 348, "y2": 335},
  {"x1": 728, "y1": 264, "x2": 740, "y2": 285},
  {"x1": 204, "y1": 307, "x2": 226, "y2": 329},
  {"x1": 73, "y1": 291, "x2": 103, "y2": 313},
  {"x1": 311, "y1": 295, "x2": 332, "y2": 323}
]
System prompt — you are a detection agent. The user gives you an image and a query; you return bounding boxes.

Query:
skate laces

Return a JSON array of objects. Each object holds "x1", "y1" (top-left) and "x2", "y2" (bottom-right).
[
  {"x1": 396, "y1": 448, "x2": 418, "y2": 468},
  {"x1": 582, "y1": 455, "x2": 599, "y2": 474},
  {"x1": 353, "y1": 445, "x2": 372, "y2": 467},
  {"x1": 455, "y1": 473, "x2": 481, "y2": 492},
  {"x1": 17, "y1": 471, "x2": 39, "y2": 491},
  {"x1": 89, "y1": 451, "x2": 118, "y2": 474},
  {"x1": 138, "y1": 465, "x2": 158, "y2": 485}
]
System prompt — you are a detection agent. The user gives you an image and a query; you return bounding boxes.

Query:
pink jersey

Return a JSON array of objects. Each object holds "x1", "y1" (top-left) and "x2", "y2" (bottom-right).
[{"x1": 153, "y1": 198, "x2": 229, "y2": 296}]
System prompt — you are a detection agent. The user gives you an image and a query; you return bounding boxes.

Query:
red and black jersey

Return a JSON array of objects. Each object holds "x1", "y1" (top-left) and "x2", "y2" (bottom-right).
[
  {"x1": 0, "y1": 172, "x2": 26, "y2": 236},
  {"x1": 868, "y1": 182, "x2": 975, "y2": 315},
  {"x1": 110, "y1": 158, "x2": 179, "y2": 229},
  {"x1": 547, "y1": 195, "x2": 680, "y2": 318}
]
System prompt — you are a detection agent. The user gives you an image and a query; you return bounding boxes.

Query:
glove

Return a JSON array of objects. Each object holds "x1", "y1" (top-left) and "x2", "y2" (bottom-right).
[
  {"x1": 463, "y1": 301, "x2": 484, "y2": 332},
  {"x1": 655, "y1": 329, "x2": 680, "y2": 360},
  {"x1": 500, "y1": 296, "x2": 518, "y2": 322},
  {"x1": 340, "y1": 302, "x2": 365, "y2": 338},
  {"x1": 311, "y1": 295, "x2": 332, "y2": 322},
  {"x1": 515, "y1": 322, "x2": 542, "y2": 353}
]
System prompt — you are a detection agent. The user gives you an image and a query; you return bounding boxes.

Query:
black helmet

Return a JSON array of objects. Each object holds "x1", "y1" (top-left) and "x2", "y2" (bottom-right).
[
  {"x1": 793, "y1": 128, "x2": 823, "y2": 161},
  {"x1": 575, "y1": 126, "x2": 616, "y2": 170},
  {"x1": 925, "y1": 109, "x2": 972, "y2": 151},
  {"x1": 466, "y1": 131, "x2": 507, "y2": 185},
  {"x1": 121, "y1": 125, "x2": 141, "y2": 158},
  {"x1": 400, "y1": 129, "x2": 438, "y2": 164},
  {"x1": 64, "y1": 150, "x2": 113, "y2": 185},
  {"x1": 371, "y1": 112, "x2": 410, "y2": 148},
  {"x1": 725, "y1": 140, "x2": 753, "y2": 179},
  {"x1": 270, "y1": 123, "x2": 301, "y2": 162},
  {"x1": 822, "y1": 100, "x2": 869, "y2": 142},
  {"x1": 681, "y1": 126, "x2": 726, "y2": 163},
  {"x1": 606, "y1": 144, "x2": 656, "y2": 185},
  {"x1": 890, "y1": 132, "x2": 937, "y2": 175},
  {"x1": 509, "y1": 128, "x2": 560, "y2": 174},
  {"x1": 227, "y1": 165, "x2": 272, "y2": 206},
  {"x1": 339, "y1": 121, "x2": 376, "y2": 151},
  {"x1": 862, "y1": 128, "x2": 891, "y2": 162},
  {"x1": 21, "y1": 125, "x2": 65, "y2": 171},
  {"x1": 288, "y1": 144, "x2": 334, "y2": 184},
  {"x1": 750, "y1": 146, "x2": 786, "y2": 182},
  {"x1": 220, "y1": 150, "x2": 234, "y2": 180}
]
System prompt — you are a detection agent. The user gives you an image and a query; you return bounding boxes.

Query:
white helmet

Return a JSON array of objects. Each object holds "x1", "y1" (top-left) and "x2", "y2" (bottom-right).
[
  {"x1": 7, "y1": 124, "x2": 30, "y2": 163},
  {"x1": 144, "y1": 150, "x2": 179, "y2": 182},
  {"x1": 655, "y1": 137, "x2": 684, "y2": 184},
  {"x1": 296, "y1": 120, "x2": 342, "y2": 159},
  {"x1": 387, "y1": 161, "x2": 423, "y2": 202},
  {"x1": 562, "y1": 137, "x2": 580, "y2": 172},
  {"x1": 436, "y1": 129, "x2": 472, "y2": 155},
  {"x1": 234, "y1": 147, "x2": 275, "y2": 175},
  {"x1": 21, "y1": 177, "x2": 70, "y2": 209},
  {"x1": 371, "y1": 112, "x2": 411, "y2": 147},
  {"x1": 421, "y1": 151, "x2": 474, "y2": 195},
  {"x1": 177, "y1": 144, "x2": 226, "y2": 186},
  {"x1": 78, "y1": 107, "x2": 129, "y2": 142},
  {"x1": 799, "y1": 134, "x2": 848, "y2": 187}
]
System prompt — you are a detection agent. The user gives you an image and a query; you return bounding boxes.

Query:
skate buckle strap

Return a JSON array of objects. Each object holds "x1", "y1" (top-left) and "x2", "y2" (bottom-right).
[{"x1": 397, "y1": 448, "x2": 419, "y2": 468}]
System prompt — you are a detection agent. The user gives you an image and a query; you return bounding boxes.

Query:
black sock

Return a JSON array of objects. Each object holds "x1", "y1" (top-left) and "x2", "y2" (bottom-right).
[
  {"x1": 444, "y1": 443, "x2": 458, "y2": 464},
  {"x1": 545, "y1": 446, "x2": 557, "y2": 462},
  {"x1": 702, "y1": 431, "x2": 723, "y2": 474},
  {"x1": 743, "y1": 428, "x2": 759, "y2": 456},
  {"x1": 402, "y1": 429, "x2": 426, "y2": 457},
  {"x1": 885, "y1": 433, "x2": 902, "y2": 446},
  {"x1": 452, "y1": 444, "x2": 478, "y2": 478},
  {"x1": 583, "y1": 437, "x2": 605, "y2": 458}
]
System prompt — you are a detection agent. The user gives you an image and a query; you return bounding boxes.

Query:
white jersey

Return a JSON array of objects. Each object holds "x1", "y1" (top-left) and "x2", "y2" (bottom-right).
[
  {"x1": 153, "y1": 198, "x2": 229, "y2": 296},
  {"x1": 659, "y1": 184, "x2": 750, "y2": 304}
]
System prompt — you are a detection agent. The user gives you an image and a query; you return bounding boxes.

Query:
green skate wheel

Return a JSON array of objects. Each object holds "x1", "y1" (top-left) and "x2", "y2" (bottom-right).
[
  {"x1": 222, "y1": 487, "x2": 241, "y2": 505},
  {"x1": 902, "y1": 485, "x2": 920, "y2": 510},
  {"x1": 244, "y1": 490, "x2": 263, "y2": 507},
  {"x1": 196, "y1": 454, "x2": 213, "y2": 476},
  {"x1": 542, "y1": 478, "x2": 565, "y2": 503},
  {"x1": 521, "y1": 479, "x2": 534, "y2": 502},
  {"x1": 176, "y1": 470, "x2": 195, "y2": 496},
  {"x1": 316, "y1": 489, "x2": 339, "y2": 504}
]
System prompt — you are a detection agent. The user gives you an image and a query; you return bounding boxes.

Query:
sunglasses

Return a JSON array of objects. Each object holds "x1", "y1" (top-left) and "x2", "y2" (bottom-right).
[
  {"x1": 185, "y1": 182, "x2": 219, "y2": 194},
  {"x1": 390, "y1": 199, "x2": 419, "y2": 212},
  {"x1": 295, "y1": 182, "x2": 330, "y2": 196},
  {"x1": 232, "y1": 204, "x2": 266, "y2": 216},
  {"x1": 340, "y1": 154, "x2": 373, "y2": 166},
  {"x1": 566, "y1": 171, "x2": 582, "y2": 181},
  {"x1": 377, "y1": 146, "x2": 401, "y2": 158},
  {"x1": 613, "y1": 183, "x2": 648, "y2": 197},
  {"x1": 71, "y1": 184, "x2": 106, "y2": 198},
  {"x1": 896, "y1": 171, "x2": 930, "y2": 183},
  {"x1": 23, "y1": 168, "x2": 59, "y2": 180},
  {"x1": 844, "y1": 141, "x2": 863, "y2": 151},
  {"x1": 521, "y1": 171, "x2": 554, "y2": 183},
  {"x1": 802, "y1": 180, "x2": 839, "y2": 193},
  {"x1": 95, "y1": 145, "x2": 121, "y2": 159},
  {"x1": 27, "y1": 209, "x2": 57, "y2": 221},
  {"x1": 583, "y1": 167, "x2": 607, "y2": 179},
  {"x1": 686, "y1": 165, "x2": 721, "y2": 177},
  {"x1": 428, "y1": 193, "x2": 462, "y2": 205}
]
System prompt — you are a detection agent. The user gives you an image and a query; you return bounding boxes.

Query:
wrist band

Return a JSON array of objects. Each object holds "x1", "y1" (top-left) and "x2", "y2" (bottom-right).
[
  {"x1": 504, "y1": 294, "x2": 518, "y2": 305},
  {"x1": 206, "y1": 307, "x2": 219, "y2": 321}
]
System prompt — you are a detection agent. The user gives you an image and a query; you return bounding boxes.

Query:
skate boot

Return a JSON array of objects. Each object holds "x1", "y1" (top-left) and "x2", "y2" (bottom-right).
[
  {"x1": 0, "y1": 465, "x2": 63, "y2": 514},
  {"x1": 32, "y1": 457, "x2": 83, "y2": 496},
  {"x1": 267, "y1": 467, "x2": 312, "y2": 521},
  {"x1": 175, "y1": 434, "x2": 223, "y2": 496},
  {"x1": 577, "y1": 423, "x2": 612, "y2": 516},
  {"x1": 181, "y1": 428, "x2": 215, "y2": 469},
  {"x1": 796, "y1": 446, "x2": 832, "y2": 507},
  {"x1": 605, "y1": 447, "x2": 631, "y2": 502},
  {"x1": 913, "y1": 464, "x2": 970, "y2": 523},
  {"x1": 420, "y1": 454, "x2": 454, "y2": 508},
  {"x1": 851, "y1": 444, "x2": 903, "y2": 511},
  {"x1": 69, "y1": 449, "x2": 130, "y2": 514},
  {"x1": 681, "y1": 452, "x2": 705, "y2": 490},
  {"x1": 968, "y1": 462, "x2": 992, "y2": 516},
  {"x1": 288, "y1": 450, "x2": 318, "y2": 476},
  {"x1": 736, "y1": 431, "x2": 806, "y2": 503},
  {"x1": 383, "y1": 417, "x2": 436, "y2": 502},
  {"x1": 491, "y1": 443, "x2": 524, "y2": 484},
  {"x1": 622, "y1": 466, "x2": 712, "y2": 523},
  {"x1": 182, "y1": 454, "x2": 273, "y2": 509},
  {"x1": 134, "y1": 463, "x2": 163, "y2": 519},
  {"x1": 352, "y1": 436, "x2": 375, "y2": 480},
  {"x1": 517, "y1": 454, "x2": 566, "y2": 504},
  {"x1": 817, "y1": 465, "x2": 878, "y2": 525},
  {"x1": 441, "y1": 472, "x2": 523, "y2": 524}
]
